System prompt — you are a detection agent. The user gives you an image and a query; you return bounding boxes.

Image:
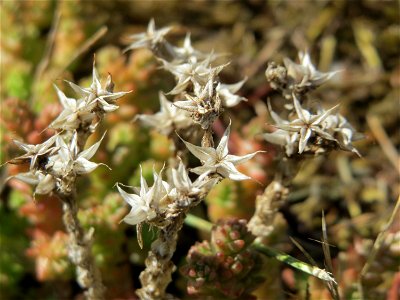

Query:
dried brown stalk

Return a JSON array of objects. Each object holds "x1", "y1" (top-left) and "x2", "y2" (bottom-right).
[
  {"x1": 136, "y1": 214, "x2": 186, "y2": 300},
  {"x1": 248, "y1": 180, "x2": 288, "y2": 239},
  {"x1": 61, "y1": 192, "x2": 105, "y2": 300}
]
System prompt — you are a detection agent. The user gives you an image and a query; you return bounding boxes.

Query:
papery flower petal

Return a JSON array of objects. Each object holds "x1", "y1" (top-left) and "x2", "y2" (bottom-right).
[
  {"x1": 69, "y1": 132, "x2": 79, "y2": 156},
  {"x1": 190, "y1": 164, "x2": 216, "y2": 176},
  {"x1": 216, "y1": 121, "x2": 231, "y2": 158},
  {"x1": 182, "y1": 122, "x2": 260, "y2": 181},
  {"x1": 35, "y1": 174, "x2": 56, "y2": 195},
  {"x1": 313, "y1": 127, "x2": 336, "y2": 141},
  {"x1": 263, "y1": 131, "x2": 288, "y2": 146},
  {"x1": 125, "y1": 18, "x2": 172, "y2": 52},
  {"x1": 172, "y1": 165, "x2": 190, "y2": 191},
  {"x1": 139, "y1": 166, "x2": 149, "y2": 195},
  {"x1": 219, "y1": 161, "x2": 251, "y2": 181},
  {"x1": 293, "y1": 95, "x2": 311, "y2": 123},
  {"x1": 117, "y1": 184, "x2": 144, "y2": 208},
  {"x1": 79, "y1": 132, "x2": 106, "y2": 160},
  {"x1": 74, "y1": 157, "x2": 100, "y2": 174},
  {"x1": 13, "y1": 172, "x2": 40, "y2": 185},
  {"x1": 97, "y1": 98, "x2": 119, "y2": 112},
  {"x1": 159, "y1": 92, "x2": 172, "y2": 114},
  {"x1": 181, "y1": 139, "x2": 216, "y2": 162},
  {"x1": 192, "y1": 170, "x2": 214, "y2": 188},
  {"x1": 91, "y1": 62, "x2": 102, "y2": 92},
  {"x1": 13, "y1": 140, "x2": 33, "y2": 152},
  {"x1": 217, "y1": 78, "x2": 247, "y2": 107},
  {"x1": 64, "y1": 80, "x2": 90, "y2": 97},
  {"x1": 101, "y1": 91, "x2": 131, "y2": 102},
  {"x1": 225, "y1": 151, "x2": 263, "y2": 165},
  {"x1": 54, "y1": 85, "x2": 76, "y2": 110},
  {"x1": 275, "y1": 123, "x2": 301, "y2": 132},
  {"x1": 267, "y1": 99, "x2": 287, "y2": 125},
  {"x1": 168, "y1": 79, "x2": 192, "y2": 95},
  {"x1": 137, "y1": 92, "x2": 191, "y2": 135},
  {"x1": 173, "y1": 100, "x2": 198, "y2": 112},
  {"x1": 298, "y1": 127, "x2": 312, "y2": 154},
  {"x1": 55, "y1": 136, "x2": 70, "y2": 163},
  {"x1": 122, "y1": 208, "x2": 148, "y2": 226},
  {"x1": 137, "y1": 114, "x2": 165, "y2": 128},
  {"x1": 312, "y1": 104, "x2": 340, "y2": 125},
  {"x1": 178, "y1": 161, "x2": 192, "y2": 187},
  {"x1": 151, "y1": 165, "x2": 170, "y2": 204}
]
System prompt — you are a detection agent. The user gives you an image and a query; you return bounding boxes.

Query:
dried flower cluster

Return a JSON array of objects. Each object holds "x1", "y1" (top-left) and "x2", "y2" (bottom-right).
[
  {"x1": 9, "y1": 64, "x2": 129, "y2": 198},
  {"x1": 249, "y1": 52, "x2": 362, "y2": 243},
  {"x1": 133, "y1": 20, "x2": 247, "y2": 134},
  {"x1": 118, "y1": 19, "x2": 262, "y2": 299},
  {"x1": 7, "y1": 62, "x2": 130, "y2": 300},
  {"x1": 264, "y1": 52, "x2": 361, "y2": 157},
  {"x1": 265, "y1": 52, "x2": 338, "y2": 98},
  {"x1": 4, "y1": 16, "x2": 368, "y2": 300}
]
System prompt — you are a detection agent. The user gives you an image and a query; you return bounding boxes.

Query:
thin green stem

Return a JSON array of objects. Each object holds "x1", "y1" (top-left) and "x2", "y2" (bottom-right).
[
  {"x1": 184, "y1": 214, "x2": 213, "y2": 233},
  {"x1": 252, "y1": 239, "x2": 336, "y2": 284}
]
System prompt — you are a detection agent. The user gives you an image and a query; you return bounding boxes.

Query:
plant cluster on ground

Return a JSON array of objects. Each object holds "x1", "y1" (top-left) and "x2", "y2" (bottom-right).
[{"x1": 1, "y1": 1, "x2": 399, "y2": 300}]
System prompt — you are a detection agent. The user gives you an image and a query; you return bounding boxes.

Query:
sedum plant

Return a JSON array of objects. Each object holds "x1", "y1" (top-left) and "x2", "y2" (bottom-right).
[
  {"x1": 181, "y1": 219, "x2": 265, "y2": 299},
  {"x1": 4, "y1": 17, "x2": 374, "y2": 300},
  {"x1": 249, "y1": 50, "x2": 362, "y2": 244},
  {"x1": 5, "y1": 62, "x2": 130, "y2": 300},
  {"x1": 118, "y1": 19, "x2": 263, "y2": 300},
  {"x1": 118, "y1": 19, "x2": 354, "y2": 300}
]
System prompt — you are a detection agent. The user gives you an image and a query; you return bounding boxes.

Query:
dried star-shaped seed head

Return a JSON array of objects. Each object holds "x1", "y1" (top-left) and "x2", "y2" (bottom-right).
[
  {"x1": 117, "y1": 166, "x2": 173, "y2": 226},
  {"x1": 171, "y1": 159, "x2": 218, "y2": 199},
  {"x1": 322, "y1": 113, "x2": 362, "y2": 156},
  {"x1": 284, "y1": 52, "x2": 338, "y2": 89},
  {"x1": 275, "y1": 95, "x2": 339, "y2": 154},
  {"x1": 50, "y1": 85, "x2": 95, "y2": 130},
  {"x1": 171, "y1": 33, "x2": 210, "y2": 63},
  {"x1": 263, "y1": 99, "x2": 297, "y2": 154},
  {"x1": 10, "y1": 170, "x2": 56, "y2": 196},
  {"x1": 136, "y1": 92, "x2": 192, "y2": 135},
  {"x1": 66, "y1": 61, "x2": 131, "y2": 114},
  {"x1": 180, "y1": 121, "x2": 263, "y2": 181},
  {"x1": 160, "y1": 55, "x2": 219, "y2": 95},
  {"x1": 50, "y1": 131, "x2": 107, "y2": 176},
  {"x1": 263, "y1": 129, "x2": 299, "y2": 157},
  {"x1": 174, "y1": 71, "x2": 224, "y2": 129},
  {"x1": 125, "y1": 19, "x2": 173, "y2": 53},
  {"x1": 10, "y1": 135, "x2": 59, "y2": 170},
  {"x1": 264, "y1": 97, "x2": 362, "y2": 156},
  {"x1": 216, "y1": 77, "x2": 247, "y2": 108}
]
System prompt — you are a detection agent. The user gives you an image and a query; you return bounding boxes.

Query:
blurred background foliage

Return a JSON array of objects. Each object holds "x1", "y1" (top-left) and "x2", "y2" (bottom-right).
[{"x1": 0, "y1": 0, "x2": 399, "y2": 299}]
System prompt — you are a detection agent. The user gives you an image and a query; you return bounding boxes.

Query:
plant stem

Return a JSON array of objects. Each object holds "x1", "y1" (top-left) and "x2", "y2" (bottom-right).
[
  {"x1": 247, "y1": 156, "x2": 301, "y2": 240},
  {"x1": 61, "y1": 192, "x2": 105, "y2": 300},
  {"x1": 185, "y1": 213, "x2": 213, "y2": 232},
  {"x1": 247, "y1": 180, "x2": 288, "y2": 239},
  {"x1": 136, "y1": 213, "x2": 186, "y2": 300},
  {"x1": 252, "y1": 239, "x2": 337, "y2": 284}
]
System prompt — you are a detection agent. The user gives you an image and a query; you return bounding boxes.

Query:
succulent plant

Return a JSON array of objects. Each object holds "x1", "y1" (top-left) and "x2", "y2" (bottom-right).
[{"x1": 181, "y1": 219, "x2": 265, "y2": 299}]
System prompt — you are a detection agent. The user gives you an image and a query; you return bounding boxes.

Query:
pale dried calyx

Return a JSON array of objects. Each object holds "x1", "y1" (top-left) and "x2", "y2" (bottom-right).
[
  {"x1": 7, "y1": 60, "x2": 130, "y2": 197},
  {"x1": 264, "y1": 52, "x2": 361, "y2": 157},
  {"x1": 181, "y1": 121, "x2": 264, "y2": 180},
  {"x1": 116, "y1": 166, "x2": 172, "y2": 226},
  {"x1": 125, "y1": 19, "x2": 248, "y2": 133},
  {"x1": 136, "y1": 92, "x2": 192, "y2": 135}
]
